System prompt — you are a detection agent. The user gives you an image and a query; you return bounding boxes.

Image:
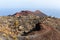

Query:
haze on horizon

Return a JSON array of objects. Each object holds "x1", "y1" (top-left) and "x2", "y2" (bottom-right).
[{"x1": 0, "y1": 0, "x2": 60, "y2": 18}]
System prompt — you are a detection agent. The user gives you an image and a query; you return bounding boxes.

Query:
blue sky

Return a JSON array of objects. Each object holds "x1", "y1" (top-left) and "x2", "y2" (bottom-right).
[
  {"x1": 0, "y1": 0, "x2": 60, "y2": 18},
  {"x1": 0, "y1": 0, "x2": 60, "y2": 9}
]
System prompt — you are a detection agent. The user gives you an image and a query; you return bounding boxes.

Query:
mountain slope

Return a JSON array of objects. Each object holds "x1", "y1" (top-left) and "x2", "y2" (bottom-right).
[
  {"x1": 34, "y1": 10, "x2": 47, "y2": 17},
  {"x1": 0, "y1": 10, "x2": 60, "y2": 40},
  {"x1": 12, "y1": 10, "x2": 47, "y2": 17}
]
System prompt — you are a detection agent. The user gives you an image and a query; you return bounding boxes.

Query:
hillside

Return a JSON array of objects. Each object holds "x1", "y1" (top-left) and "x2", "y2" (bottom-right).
[{"x1": 0, "y1": 10, "x2": 60, "y2": 40}]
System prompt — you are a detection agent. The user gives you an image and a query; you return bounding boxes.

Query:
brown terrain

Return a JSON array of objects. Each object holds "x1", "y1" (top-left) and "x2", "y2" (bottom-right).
[
  {"x1": 0, "y1": 10, "x2": 60, "y2": 40},
  {"x1": 12, "y1": 10, "x2": 60, "y2": 40},
  {"x1": 17, "y1": 23, "x2": 60, "y2": 40},
  {"x1": 13, "y1": 10, "x2": 47, "y2": 17},
  {"x1": 29, "y1": 23, "x2": 60, "y2": 40}
]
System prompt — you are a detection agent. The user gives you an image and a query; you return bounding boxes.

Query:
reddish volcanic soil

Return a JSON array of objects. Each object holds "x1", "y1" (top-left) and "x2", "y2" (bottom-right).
[
  {"x1": 13, "y1": 11, "x2": 33, "y2": 17},
  {"x1": 13, "y1": 10, "x2": 47, "y2": 17},
  {"x1": 28, "y1": 23, "x2": 60, "y2": 40},
  {"x1": 21, "y1": 23, "x2": 60, "y2": 40}
]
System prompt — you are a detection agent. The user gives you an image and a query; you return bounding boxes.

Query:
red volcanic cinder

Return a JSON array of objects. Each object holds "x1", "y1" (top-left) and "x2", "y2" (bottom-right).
[{"x1": 13, "y1": 10, "x2": 47, "y2": 17}]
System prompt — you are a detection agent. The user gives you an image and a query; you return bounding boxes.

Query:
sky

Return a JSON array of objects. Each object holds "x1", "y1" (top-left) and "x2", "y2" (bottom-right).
[{"x1": 0, "y1": 0, "x2": 60, "y2": 18}]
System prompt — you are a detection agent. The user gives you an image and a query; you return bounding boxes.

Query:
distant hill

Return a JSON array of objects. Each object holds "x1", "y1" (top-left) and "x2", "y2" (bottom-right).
[
  {"x1": 12, "y1": 10, "x2": 47, "y2": 17},
  {"x1": 34, "y1": 10, "x2": 47, "y2": 17}
]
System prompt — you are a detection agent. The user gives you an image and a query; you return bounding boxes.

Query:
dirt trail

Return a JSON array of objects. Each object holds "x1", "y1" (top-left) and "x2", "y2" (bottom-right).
[{"x1": 30, "y1": 23, "x2": 60, "y2": 40}]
